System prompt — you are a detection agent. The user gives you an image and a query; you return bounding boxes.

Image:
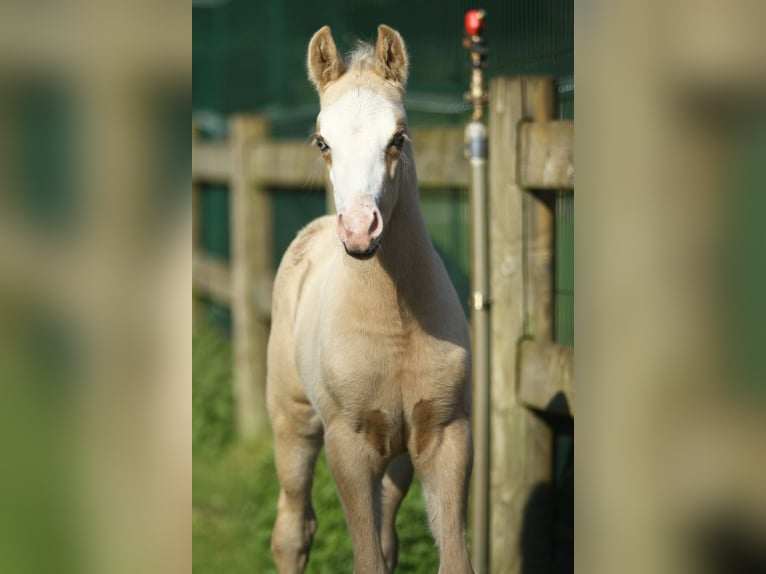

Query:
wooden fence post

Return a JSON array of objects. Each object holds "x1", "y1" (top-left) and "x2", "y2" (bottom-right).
[
  {"x1": 229, "y1": 115, "x2": 271, "y2": 440},
  {"x1": 488, "y1": 77, "x2": 556, "y2": 574},
  {"x1": 522, "y1": 78, "x2": 556, "y2": 343}
]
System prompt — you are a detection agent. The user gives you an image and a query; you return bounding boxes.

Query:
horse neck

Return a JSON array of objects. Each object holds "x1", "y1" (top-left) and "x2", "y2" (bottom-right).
[
  {"x1": 341, "y1": 169, "x2": 435, "y2": 298},
  {"x1": 379, "y1": 177, "x2": 432, "y2": 274}
]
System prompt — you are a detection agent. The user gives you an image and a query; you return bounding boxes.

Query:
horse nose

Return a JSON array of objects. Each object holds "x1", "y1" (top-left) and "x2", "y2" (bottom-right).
[
  {"x1": 368, "y1": 209, "x2": 382, "y2": 240},
  {"x1": 337, "y1": 207, "x2": 383, "y2": 255}
]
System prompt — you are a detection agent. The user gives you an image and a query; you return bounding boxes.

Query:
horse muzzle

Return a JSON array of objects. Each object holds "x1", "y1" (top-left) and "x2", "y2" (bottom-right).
[{"x1": 336, "y1": 207, "x2": 383, "y2": 258}]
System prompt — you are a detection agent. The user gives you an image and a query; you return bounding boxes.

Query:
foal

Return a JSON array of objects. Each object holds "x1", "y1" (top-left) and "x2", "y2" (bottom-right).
[{"x1": 267, "y1": 25, "x2": 473, "y2": 574}]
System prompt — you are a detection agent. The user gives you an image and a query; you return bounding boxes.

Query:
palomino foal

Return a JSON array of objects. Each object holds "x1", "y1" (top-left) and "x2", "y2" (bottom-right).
[{"x1": 267, "y1": 25, "x2": 473, "y2": 574}]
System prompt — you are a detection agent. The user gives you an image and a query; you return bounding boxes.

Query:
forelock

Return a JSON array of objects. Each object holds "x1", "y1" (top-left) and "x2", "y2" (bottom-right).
[{"x1": 346, "y1": 41, "x2": 375, "y2": 72}]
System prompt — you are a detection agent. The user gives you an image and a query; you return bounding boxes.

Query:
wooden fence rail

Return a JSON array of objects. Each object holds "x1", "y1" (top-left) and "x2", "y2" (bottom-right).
[{"x1": 191, "y1": 78, "x2": 574, "y2": 573}]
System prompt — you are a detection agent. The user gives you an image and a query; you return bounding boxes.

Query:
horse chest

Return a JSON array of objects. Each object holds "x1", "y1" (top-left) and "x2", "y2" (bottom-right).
[
  {"x1": 317, "y1": 316, "x2": 463, "y2": 404},
  {"x1": 320, "y1": 314, "x2": 419, "y2": 384},
  {"x1": 293, "y1": 247, "x2": 468, "y2": 423}
]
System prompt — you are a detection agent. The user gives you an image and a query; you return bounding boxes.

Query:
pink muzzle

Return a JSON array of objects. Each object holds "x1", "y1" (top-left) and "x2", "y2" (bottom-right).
[{"x1": 336, "y1": 206, "x2": 383, "y2": 257}]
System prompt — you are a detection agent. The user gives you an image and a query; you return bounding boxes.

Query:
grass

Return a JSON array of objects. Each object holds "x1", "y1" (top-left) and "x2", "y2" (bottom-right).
[{"x1": 193, "y1": 320, "x2": 442, "y2": 573}]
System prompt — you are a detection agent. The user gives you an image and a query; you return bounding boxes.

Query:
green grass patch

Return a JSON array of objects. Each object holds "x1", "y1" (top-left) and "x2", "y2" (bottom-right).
[{"x1": 193, "y1": 322, "x2": 236, "y2": 457}]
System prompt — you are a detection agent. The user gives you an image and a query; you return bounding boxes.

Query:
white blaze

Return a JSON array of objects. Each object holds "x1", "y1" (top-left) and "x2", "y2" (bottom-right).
[{"x1": 318, "y1": 89, "x2": 402, "y2": 214}]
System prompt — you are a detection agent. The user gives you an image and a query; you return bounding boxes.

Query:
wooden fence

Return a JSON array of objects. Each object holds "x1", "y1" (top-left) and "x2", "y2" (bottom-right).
[
  {"x1": 191, "y1": 75, "x2": 574, "y2": 574},
  {"x1": 485, "y1": 77, "x2": 573, "y2": 574}
]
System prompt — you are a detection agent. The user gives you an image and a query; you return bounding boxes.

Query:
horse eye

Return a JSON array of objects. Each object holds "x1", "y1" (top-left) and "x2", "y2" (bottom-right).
[
  {"x1": 315, "y1": 139, "x2": 329, "y2": 152},
  {"x1": 392, "y1": 134, "x2": 405, "y2": 149}
]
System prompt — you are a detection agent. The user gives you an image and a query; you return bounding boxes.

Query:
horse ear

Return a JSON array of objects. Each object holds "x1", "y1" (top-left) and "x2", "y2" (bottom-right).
[
  {"x1": 307, "y1": 26, "x2": 346, "y2": 93},
  {"x1": 374, "y1": 25, "x2": 409, "y2": 87}
]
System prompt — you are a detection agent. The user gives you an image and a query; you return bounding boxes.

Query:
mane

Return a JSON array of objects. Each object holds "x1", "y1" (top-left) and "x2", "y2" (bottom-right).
[{"x1": 346, "y1": 41, "x2": 376, "y2": 72}]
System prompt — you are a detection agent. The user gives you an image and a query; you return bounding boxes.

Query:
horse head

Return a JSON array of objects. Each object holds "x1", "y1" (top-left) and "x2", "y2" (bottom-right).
[{"x1": 307, "y1": 25, "x2": 411, "y2": 259}]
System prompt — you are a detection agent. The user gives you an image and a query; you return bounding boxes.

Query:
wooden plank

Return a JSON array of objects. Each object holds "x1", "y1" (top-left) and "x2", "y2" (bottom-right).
[
  {"x1": 487, "y1": 76, "x2": 526, "y2": 574},
  {"x1": 230, "y1": 115, "x2": 271, "y2": 440},
  {"x1": 412, "y1": 128, "x2": 469, "y2": 187},
  {"x1": 519, "y1": 121, "x2": 574, "y2": 189},
  {"x1": 191, "y1": 252, "x2": 274, "y2": 318},
  {"x1": 519, "y1": 77, "x2": 557, "y2": 573},
  {"x1": 523, "y1": 181, "x2": 555, "y2": 342},
  {"x1": 521, "y1": 76, "x2": 556, "y2": 123},
  {"x1": 488, "y1": 77, "x2": 555, "y2": 574},
  {"x1": 519, "y1": 340, "x2": 574, "y2": 416},
  {"x1": 192, "y1": 253, "x2": 231, "y2": 304},
  {"x1": 253, "y1": 273, "x2": 274, "y2": 320},
  {"x1": 249, "y1": 140, "x2": 324, "y2": 188},
  {"x1": 192, "y1": 141, "x2": 231, "y2": 183},
  {"x1": 523, "y1": 82, "x2": 557, "y2": 343},
  {"x1": 246, "y1": 128, "x2": 469, "y2": 189}
]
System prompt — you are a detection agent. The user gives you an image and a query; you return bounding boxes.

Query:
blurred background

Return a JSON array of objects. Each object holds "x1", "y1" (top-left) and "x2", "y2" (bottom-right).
[
  {"x1": 577, "y1": 1, "x2": 766, "y2": 573},
  {"x1": 0, "y1": 2, "x2": 190, "y2": 574},
  {"x1": 192, "y1": 1, "x2": 572, "y2": 572}
]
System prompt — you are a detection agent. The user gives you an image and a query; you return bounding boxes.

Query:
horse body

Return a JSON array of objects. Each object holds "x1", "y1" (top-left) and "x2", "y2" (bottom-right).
[{"x1": 267, "y1": 25, "x2": 473, "y2": 574}]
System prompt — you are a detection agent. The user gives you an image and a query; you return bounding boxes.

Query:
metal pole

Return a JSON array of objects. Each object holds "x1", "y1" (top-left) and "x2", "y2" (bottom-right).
[{"x1": 463, "y1": 10, "x2": 490, "y2": 574}]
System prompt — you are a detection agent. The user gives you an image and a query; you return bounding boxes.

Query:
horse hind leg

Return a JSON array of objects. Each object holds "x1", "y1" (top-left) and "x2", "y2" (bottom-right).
[
  {"x1": 380, "y1": 453, "x2": 414, "y2": 571},
  {"x1": 270, "y1": 408, "x2": 323, "y2": 574}
]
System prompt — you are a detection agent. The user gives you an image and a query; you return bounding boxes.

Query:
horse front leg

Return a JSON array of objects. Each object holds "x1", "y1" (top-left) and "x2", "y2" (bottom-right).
[
  {"x1": 324, "y1": 421, "x2": 390, "y2": 574},
  {"x1": 411, "y1": 415, "x2": 474, "y2": 574},
  {"x1": 381, "y1": 453, "x2": 414, "y2": 571},
  {"x1": 270, "y1": 408, "x2": 323, "y2": 574}
]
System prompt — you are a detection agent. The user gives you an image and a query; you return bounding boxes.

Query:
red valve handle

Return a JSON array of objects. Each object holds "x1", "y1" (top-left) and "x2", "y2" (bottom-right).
[{"x1": 464, "y1": 9, "x2": 486, "y2": 37}]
